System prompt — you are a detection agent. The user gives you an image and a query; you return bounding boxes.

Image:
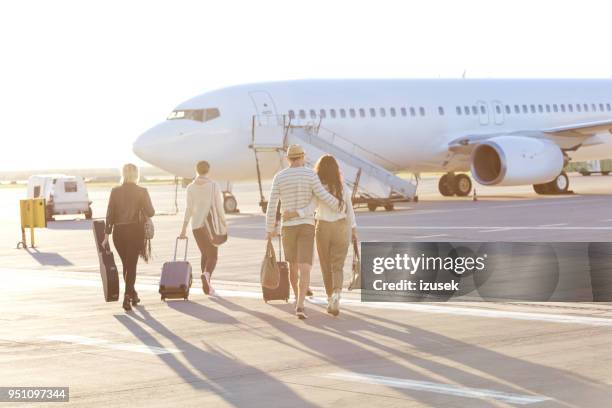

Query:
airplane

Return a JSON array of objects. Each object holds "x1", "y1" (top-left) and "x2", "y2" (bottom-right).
[{"x1": 133, "y1": 79, "x2": 612, "y2": 213}]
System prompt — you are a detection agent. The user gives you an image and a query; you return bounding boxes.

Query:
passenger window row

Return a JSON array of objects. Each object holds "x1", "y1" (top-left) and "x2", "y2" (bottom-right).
[
  {"x1": 456, "y1": 105, "x2": 487, "y2": 116},
  {"x1": 457, "y1": 103, "x2": 612, "y2": 116},
  {"x1": 287, "y1": 106, "x2": 433, "y2": 120},
  {"x1": 289, "y1": 101, "x2": 612, "y2": 121}
]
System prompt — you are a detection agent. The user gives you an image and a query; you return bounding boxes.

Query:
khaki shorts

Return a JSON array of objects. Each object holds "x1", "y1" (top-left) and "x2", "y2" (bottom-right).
[{"x1": 282, "y1": 224, "x2": 315, "y2": 264}]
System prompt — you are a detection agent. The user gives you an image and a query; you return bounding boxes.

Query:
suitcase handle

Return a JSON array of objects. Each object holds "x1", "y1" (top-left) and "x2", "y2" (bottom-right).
[{"x1": 174, "y1": 237, "x2": 188, "y2": 261}]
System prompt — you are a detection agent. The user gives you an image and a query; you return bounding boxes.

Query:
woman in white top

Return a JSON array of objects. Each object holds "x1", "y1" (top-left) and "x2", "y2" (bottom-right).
[
  {"x1": 284, "y1": 154, "x2": 357, "y2": 316},
  {"x1": 180, "y1": 161, "x2": 227, "y2": 296}
]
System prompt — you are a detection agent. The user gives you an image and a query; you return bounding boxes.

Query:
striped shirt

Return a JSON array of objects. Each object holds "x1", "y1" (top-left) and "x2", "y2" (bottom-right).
[
  {"x1": 265, "y1": 166, "x2": 339, "y2": 232},
  {"x1": 297, "y1": 185, "x2": 357, "y2": 228}
]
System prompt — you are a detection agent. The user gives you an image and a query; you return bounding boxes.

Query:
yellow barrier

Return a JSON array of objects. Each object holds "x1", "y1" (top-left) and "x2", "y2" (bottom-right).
[{"x1": 17, "y1": 198, "x2": 47, "y2": 248}]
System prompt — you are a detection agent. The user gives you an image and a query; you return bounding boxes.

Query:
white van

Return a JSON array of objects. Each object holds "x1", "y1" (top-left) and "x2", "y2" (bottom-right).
[{"x1": 27, "y1": 175, "x2": 92, "y2": 221}]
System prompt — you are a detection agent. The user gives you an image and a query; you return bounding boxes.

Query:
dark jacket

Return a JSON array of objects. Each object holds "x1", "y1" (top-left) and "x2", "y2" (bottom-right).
[{"x1": 105, "y1": 183, "x2": 155, "y2": 234}]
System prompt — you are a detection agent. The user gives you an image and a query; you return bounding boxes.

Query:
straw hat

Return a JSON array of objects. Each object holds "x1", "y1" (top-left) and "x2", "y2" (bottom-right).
[{"x1": 286, "y1": 144, "x2": 305, "y2": 159}]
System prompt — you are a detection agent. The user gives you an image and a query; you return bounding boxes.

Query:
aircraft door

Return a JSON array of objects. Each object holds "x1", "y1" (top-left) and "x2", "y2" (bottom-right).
[
  {"x1": 476, "y1": 101, "x2": 489, "y2": 126},
  {"x1": 249, "y1": 91, "x2": 281, "y2": 126},
  {"x1": 492, "y1": 100, "x2": 505, "y2": 125},
  {"x1": 249, "y1": 90, "x2": 284, "y2": 148}
]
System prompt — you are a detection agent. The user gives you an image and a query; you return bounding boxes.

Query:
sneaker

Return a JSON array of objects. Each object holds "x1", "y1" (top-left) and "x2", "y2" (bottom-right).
[
  {"x1": 296, "y1": 308, "x2": 308, "y2": 320},
  {"x1": 327, "y1": 297, "x2": 333, "y2": 314},
  {"x1": 201, "y1": 272, "x2": 211, "y2": 295},
  {"x1": 330, "y1": 292, "x2": 340, "y2": 316}
]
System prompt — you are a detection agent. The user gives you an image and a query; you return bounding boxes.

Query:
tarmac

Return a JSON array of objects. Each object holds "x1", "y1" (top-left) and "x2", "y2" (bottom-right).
[{"x1": 1, "y1": 173, "x2": 612, "y2": 407}]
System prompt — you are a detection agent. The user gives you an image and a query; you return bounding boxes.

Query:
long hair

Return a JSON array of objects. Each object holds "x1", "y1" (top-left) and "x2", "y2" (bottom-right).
[
  {"x1": 314, "y1": 155, "x2": 344, "y2": 211},
  {"x1": 121, "y1": 163, "x2": 140, "y2": 184}
]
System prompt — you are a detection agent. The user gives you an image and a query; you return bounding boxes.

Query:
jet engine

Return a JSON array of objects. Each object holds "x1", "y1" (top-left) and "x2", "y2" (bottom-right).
[{"x1": 471, "y1": 136, "x2": 564, "y2": 186}]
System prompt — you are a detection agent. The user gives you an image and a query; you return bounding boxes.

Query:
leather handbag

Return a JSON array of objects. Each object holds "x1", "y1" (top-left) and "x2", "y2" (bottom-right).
[
  {"x1": 261, "y1": 239, "x2": 280, "y2": 289},
  {"x1": 142, "y1": 214, "x2": 155, "y2": 240}
]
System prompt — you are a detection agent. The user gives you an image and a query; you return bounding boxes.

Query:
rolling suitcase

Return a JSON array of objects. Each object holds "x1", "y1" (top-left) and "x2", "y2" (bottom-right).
[
  {"x1": 159, "y1": 237, "x2": 193, "y2": 301},
  {"x1": 262, "y1": 236, "x2": 290, "y2": 303},
  {"x1": 92, "y1": 220, "x2": 120, "y2": 302}
]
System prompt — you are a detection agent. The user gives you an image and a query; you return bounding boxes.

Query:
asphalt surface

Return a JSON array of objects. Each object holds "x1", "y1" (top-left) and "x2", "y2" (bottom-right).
[{"x1": 1, "y1": 174, "x2": 612, "y2": 407}]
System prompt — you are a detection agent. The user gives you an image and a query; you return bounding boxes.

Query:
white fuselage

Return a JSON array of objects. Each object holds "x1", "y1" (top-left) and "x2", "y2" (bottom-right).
[{"x1": 134, "y1": 79, "x2": 612, "y2": 183}]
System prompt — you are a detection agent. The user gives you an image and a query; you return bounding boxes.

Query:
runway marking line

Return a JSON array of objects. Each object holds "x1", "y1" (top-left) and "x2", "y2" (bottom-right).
[
  {"x1": 306, "y1": 296, "x2": 612, "y2": 327},
  {"x1": 351, "y1": 226, "x2": 612, "y2": 230},
  {"x1": 42, "y1": 335, "x2": 181, "y2": 355},
  {"x1": 411, "y1": 234, "x2": 448, "y2": 239},
  {"x1": 478, "y1": 228, "x2": 510, "y2": 233},
  {"x1": 5, "y1": 269, "x2": 612, "y2": 327},
  {"x1": 325, "y1": 372, "x2": 551, "y2": 405},
  {"x1": 229, "y1": 225, "x2": 612, "y2": 231}
]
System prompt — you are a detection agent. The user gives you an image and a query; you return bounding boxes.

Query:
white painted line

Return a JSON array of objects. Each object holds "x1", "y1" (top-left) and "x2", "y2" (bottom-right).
[
  {"x1": 233, "y1": 225, "x2": 612, "y2": 231},
  {"x1": 603, "y1": 219, "x2": 612, "y2": 222},
  {"x1": 335, "y1": 299, "x2": 612, "y2": 327},
  {"x1": 6, "y1": 269, "x2": 612, "y2": 327},
  {"x1": 478, "y1": 228, "x2": 510, "y2": 233},
  {"x1": 42, "y1": 335, "x2": 181, "y2": 355},
  {"x1": 411, "y1": 234, "x2": 448, "y2": 239},
  {"x1": 325, "y1": 372, "x2": 551, "y2": 405},
  {"x1": 538, "y1": 223, "x2": 568, "y2": 227},
  {"x1": 231, "y1": 225, "x2": 612, "y2": 230},
  {"x1": 354, "y1": 226, "x2": 612, "y2": 230}
]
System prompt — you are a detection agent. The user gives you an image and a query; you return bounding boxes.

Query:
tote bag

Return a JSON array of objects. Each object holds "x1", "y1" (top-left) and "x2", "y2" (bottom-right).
[
  {"x1": 261, "y1": 239, "x2": 280, "y2": 289},
  {"x1": 205, "y1": 183, "x2": 228, "y2": 246}
]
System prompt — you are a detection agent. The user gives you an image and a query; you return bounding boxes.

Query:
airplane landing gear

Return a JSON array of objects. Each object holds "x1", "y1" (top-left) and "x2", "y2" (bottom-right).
[
  {"x1": 438, "y1": 175, "x2": 454, "y2": 196},
  {"x1": 438, "y1": 173, "x2": 472, "y2": 197},
  {"x1": 259, "y1": 200, "x2": 268, "y2": 214},
  {"x1": 533, "y1": 171, "x2": 569, "y2": 195},
  {"x1": 222, "y1": 182, "x2": 240, "y2": 213},
  {"x1": 223, "y1": 192, "x2": 239, "y2": 213}
]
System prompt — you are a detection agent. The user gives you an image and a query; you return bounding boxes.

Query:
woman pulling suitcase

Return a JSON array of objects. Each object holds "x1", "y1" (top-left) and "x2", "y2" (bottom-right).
[
  {"x1": 103, "y1": 164, "x2": 155, "y2": 311},
  {"x1": 179, "y1": 161, "x2": 227, "y2": 296}
]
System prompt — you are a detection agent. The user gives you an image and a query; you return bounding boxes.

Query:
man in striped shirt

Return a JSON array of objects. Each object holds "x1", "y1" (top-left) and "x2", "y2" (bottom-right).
[{"x1": 266, "y1": 144, "x2": 338, "y2": 319}]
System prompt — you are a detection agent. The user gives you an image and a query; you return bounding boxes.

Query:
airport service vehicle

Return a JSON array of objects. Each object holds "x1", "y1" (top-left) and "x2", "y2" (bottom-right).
[
  {"x1": 27, "y1": 175, "x2": 92, "y2": 220},
  {"x1": 133, "y1": 79, "x2": 612, "y2": 211},
  {"x1": 577, "y1": 159, "x2": 612, "y2": 176}
]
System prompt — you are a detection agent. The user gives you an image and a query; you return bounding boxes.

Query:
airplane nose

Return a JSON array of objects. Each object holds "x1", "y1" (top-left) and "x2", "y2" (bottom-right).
[
  {"x1": 133, "y1": 118, "x2": 244, "y2": 180},
  {"x1": 133, "y1": 132, "x2": 159, "y2": 163},
  {"x1": 133, "y1": 120, "x2": 201, "y2": 163}
]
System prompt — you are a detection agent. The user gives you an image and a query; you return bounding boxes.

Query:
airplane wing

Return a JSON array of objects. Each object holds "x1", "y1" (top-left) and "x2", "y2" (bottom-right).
[
  {"x1": 543, "y1": 118, "x2": 612, "y2": 137},
  {"x1": 448, "y1": 119, "x2": 612, "y2": 154}
]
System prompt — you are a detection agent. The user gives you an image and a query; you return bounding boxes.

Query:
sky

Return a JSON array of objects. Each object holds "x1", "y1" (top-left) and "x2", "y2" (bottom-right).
[{"x1": 1, "y1": 0, "x2": 612, "y2": 171}]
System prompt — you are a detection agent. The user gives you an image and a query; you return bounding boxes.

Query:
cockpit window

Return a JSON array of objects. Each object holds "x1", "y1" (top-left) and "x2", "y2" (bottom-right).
[{"x1": 167, "y1": 108, "x2": 220, "y2": 122}]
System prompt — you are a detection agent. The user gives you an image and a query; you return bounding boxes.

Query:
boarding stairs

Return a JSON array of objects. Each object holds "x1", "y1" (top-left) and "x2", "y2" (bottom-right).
[{"x1": 249, "y1": 115, "x2": 418, "y2": 212}]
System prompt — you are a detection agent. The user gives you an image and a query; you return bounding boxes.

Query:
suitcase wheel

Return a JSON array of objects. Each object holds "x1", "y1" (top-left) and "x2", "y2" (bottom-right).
[{"x1": 161, "y1": 296, "x2": 166, "y2": 301}]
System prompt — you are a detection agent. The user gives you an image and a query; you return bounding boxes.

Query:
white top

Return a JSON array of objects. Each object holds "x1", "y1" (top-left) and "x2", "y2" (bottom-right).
[
  {"x1": 297, "y1": 185, "x2": 357, "y2": 228},
  {"x1": 184, "y1": 176, "x2": 226, "y2": 230},
  {"x1": 265, "y1": 166, "x2": 339, "y2": 232}
]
